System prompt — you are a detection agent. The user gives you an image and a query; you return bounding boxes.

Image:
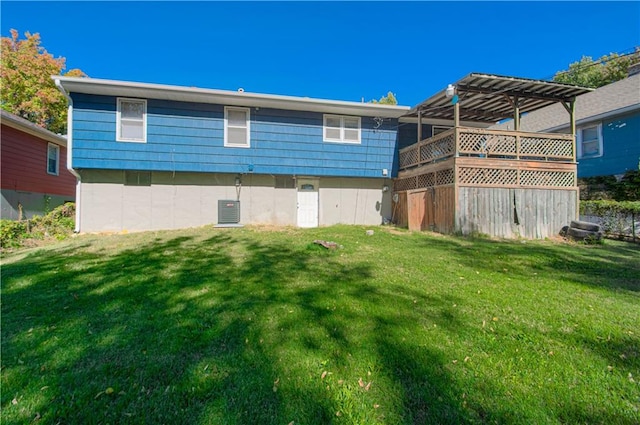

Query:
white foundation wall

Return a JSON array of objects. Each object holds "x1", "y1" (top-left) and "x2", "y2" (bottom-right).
[
  {"x1": 319, "y1": 177, "x2": 391, "y2": 226},
  {"x1": 78, "y1": 171, "x2": 390, "y2": 232}
]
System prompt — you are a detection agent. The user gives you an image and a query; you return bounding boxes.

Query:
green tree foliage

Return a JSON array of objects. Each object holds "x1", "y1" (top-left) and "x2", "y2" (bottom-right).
[
  {"x1": 369, "y1": 91, "x2": 398, "y2": 105},
  {"x1": 553, "y1": 49, "x2": 640, "y2": 88},
  {"x1": 1, "y1": 29, "x2": 86, "y2": 134}
]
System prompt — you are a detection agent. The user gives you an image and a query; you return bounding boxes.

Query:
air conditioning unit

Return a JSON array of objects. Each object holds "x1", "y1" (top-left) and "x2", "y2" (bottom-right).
[{"x1": 218, "y1": 200, "x2": 240, "y2": 224}]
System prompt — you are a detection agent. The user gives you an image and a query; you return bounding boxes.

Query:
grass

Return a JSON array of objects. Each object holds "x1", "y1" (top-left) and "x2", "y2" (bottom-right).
[{"x1": 1, "y1": 225, "x2": 639, "y2": 424}]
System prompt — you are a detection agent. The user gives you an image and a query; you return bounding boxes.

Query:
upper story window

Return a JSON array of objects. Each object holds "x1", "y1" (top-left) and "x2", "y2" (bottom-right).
[
  {"x1": 47, "y1": 143, "x2": 59, "y2": 175},
  {"x1": 323, "y1": 115, "x2": 361, "y2": 144},
  {"x1": 224, "y1": 106, "x2": 250, "y2": 148},
  {"x1": 577, "y1": 124, "x2": 603, "y2": 159},
  {"x1": 117, "y1": 98, "x2": 147, "y2": 143}
]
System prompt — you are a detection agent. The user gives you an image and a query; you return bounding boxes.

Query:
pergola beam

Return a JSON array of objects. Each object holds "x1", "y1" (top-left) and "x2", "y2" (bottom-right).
[{"x1": 456, "y1": 84, "x2": 579, "y2": 104}]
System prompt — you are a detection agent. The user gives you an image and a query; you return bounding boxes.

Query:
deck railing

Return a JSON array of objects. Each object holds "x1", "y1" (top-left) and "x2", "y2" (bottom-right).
[{"x1": 399, "y1": 127, "x2": 575, "y2": 171}]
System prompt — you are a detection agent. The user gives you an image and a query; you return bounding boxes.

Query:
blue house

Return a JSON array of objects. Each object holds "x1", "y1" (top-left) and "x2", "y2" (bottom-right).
[
  {"x1": 491, "y1": 72, "x2": 640, "y2": 178},
  {"x1": 54, "y1": 76, "x2": 410, "y2": 232}
]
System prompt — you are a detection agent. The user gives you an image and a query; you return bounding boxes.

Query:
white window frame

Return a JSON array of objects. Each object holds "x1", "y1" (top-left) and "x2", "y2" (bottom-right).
[
  {"x1": 577, "y1": 123, "x2": 603, "y2": 159},
  {"x1": 224, "y1": 106, "x2": 251, "y2": 148},
  {"x1": 323, "y1": 114, "x2": 361, "y2": 144},
  {"x1": 116, "y1": 98, "x2": 147, "y2": 143},
  {"x1": 47, "y1": 143, "x2": 60, "y2": 176}
]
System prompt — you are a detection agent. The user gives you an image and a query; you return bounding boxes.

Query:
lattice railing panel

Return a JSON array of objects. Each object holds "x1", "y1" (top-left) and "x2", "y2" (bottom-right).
[
  {"x1": 420, "y1": 134, "x2": 455, "y2": 163},
  {"x1": 485, "y1": 134, "x2": 518, "y2": 157},
  {"x1": 417, "y1": 173, "x2": 435, "y2": 188},
  {"x1": 520, "y1": 170, "x2": 574, "y2": 187},
  {"x1": 436, "y1": 168, "x2": 455, "y2": 186},
  {"x1": 458, "y1": 167, "x2": 518, "y2": 186},
  {"x1": 399, "y1": 147, "x2": 419, "y2": 169},
  {"x1": 520, "y1": 137, "x2": 573, "y2": 160},
  {"x1": 394, "y1": 177, "x2": 416, "y2": 192}
]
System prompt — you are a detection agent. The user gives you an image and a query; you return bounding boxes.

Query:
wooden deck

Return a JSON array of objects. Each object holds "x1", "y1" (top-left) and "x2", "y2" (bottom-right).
[
  {"x1": 399, "y1": 127, "x2": 575, "y2": 171},
  {"x1": 393, "y1": 127, "x2": 578, "y2": 238}
]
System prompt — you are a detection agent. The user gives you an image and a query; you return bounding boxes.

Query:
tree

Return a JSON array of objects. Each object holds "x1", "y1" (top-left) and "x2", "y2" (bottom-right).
[
  {"x1": 369, "y1": 91, "x2": 398, "y2": 105},
  {"x1": 1, "y1": 29, "x2": 86, "y2": 134},
  {"x1": 553, "y1": 49, "x2": 640, "y2": 88}
]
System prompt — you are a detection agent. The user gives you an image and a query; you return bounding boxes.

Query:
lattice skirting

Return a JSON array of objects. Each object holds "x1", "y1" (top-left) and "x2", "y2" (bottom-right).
[
  {"x1": 395, "y1": 167, "x2": 575, "y2": 192},
  {"x1": 394, "y1": 168, "x2": 454, "y2": 191},
  {"x1": 458, "y1": 167, "x2": 574, "y2": 187}
]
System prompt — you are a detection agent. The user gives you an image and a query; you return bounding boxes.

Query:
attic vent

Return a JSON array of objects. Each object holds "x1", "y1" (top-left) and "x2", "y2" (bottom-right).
[{"x1": 218, "y1": 200, "x2": 240, "y2": 224}]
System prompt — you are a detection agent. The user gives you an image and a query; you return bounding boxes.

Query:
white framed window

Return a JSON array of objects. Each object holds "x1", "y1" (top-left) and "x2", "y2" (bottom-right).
[
  {"x1": 323, "y1": 115, "x2": 361, "y2": 144},
  {"x1": 577, "y1": 123, "x2": 603, "y2": 159},
  {"x1": 224, "y1": 106, "x2": 250, "y2": 148},
  {"x1": 47, "y1": 143, "x2": 59, "y2": 175},
  {"x1": 117, "y1": 98, "x2": 147, "y2": 142}
]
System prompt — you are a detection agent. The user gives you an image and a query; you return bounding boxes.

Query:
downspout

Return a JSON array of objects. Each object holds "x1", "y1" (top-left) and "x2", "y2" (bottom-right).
[{"x1": 54, "y1": 78, "x2": 81, "y2": 233}]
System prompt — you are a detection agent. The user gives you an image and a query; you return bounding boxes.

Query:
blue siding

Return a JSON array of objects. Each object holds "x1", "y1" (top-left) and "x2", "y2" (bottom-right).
[
  {"x1": 71, "y1": 93, "x2": 399, "y2": 178},
  {"x1": 578, "y1": 112, "x2": 640, "y2": 177}
]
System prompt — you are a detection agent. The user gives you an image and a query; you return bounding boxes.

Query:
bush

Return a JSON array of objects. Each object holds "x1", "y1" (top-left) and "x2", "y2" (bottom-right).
[
  {"x1": 580, "y1": 200, "x2": 640, "y2": 241},
  {"x1": 0, "y1": 220, "x2": 29, "y2": 248},
  {"x1": 579, "y1": 170, "x2": 640, "y2": 201},
  {"x1": 0, "y1": 202, "x2": 75, "y2": 250}
]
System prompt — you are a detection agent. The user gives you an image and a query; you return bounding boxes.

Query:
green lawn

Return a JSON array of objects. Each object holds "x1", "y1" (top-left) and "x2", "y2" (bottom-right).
[{"x1": 2, "y1": 225, "x2": 639, "y2": 424}]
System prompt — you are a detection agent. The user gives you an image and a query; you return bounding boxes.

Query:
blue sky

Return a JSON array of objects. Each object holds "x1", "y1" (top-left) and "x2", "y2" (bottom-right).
[{"x1": 2, "y1": 1, "x2": 639, "y2": 106}]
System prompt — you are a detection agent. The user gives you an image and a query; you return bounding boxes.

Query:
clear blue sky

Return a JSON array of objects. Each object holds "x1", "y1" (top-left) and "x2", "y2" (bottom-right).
[{"x1": 2, "y1": 1, "x2": 639, "y2": 106}]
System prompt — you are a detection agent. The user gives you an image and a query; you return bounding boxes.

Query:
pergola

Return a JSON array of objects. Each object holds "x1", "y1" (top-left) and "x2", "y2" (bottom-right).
[
  {"x1": 394, "y1": 73, "x2": 592, "y2": 239},
  {"x1": 406, "y1": 73, "x2": 592, "y2": 139}
]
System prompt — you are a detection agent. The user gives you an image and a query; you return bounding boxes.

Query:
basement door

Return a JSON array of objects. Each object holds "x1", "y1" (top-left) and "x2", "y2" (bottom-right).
[{"x1": 297, "y1": 178, "x2": 319, "y2": 228}]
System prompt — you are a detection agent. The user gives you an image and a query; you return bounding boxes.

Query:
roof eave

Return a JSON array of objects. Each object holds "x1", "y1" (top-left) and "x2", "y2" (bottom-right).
[
  {"x1": 52, "y1": 76, "x2": 411, "y2": 118},
  {"x1": 1, "y1": 110, "x2": 67, "y2": 146}
]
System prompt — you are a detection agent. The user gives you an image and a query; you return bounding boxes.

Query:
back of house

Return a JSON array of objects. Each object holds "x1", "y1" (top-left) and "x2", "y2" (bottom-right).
[{"x1": 55, "y1": 77, "x2": 409, "y2": 232}]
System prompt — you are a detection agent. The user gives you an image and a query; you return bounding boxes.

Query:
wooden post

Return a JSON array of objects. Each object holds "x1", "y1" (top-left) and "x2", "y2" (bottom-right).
[
  {"x1": 569, "y1": 99, "x2": 576, "y2": 163},
  {"x1": 513, "y1": 96, "x2": 520, "y2": 131},
  {"x1": 561, "y1": 99, "x2": 577, "y2": 162},
  {"x1": 453, "y1": 101, "x2": 460, "y2": 128},
  {"x1": 513, "y1": 97, "x2": 520, "y2": 159},
  {"x1": 417, "y1": 109, "x2": 422, "y2": 143}
]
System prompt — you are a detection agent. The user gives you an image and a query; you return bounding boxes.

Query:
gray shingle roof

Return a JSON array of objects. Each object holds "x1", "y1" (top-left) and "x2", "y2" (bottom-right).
[{"x1": 491, "y1": 73, "x2": 640, "y2": 132}]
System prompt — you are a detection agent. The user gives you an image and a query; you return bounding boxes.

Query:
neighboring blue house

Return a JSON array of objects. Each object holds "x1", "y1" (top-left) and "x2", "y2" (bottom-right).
[
  {"x1": 54, "y1": 76, "x2": 410, "y2": 232},
  {"x1": 491, "y1": 72, "x2": 640, "y2": 178}
]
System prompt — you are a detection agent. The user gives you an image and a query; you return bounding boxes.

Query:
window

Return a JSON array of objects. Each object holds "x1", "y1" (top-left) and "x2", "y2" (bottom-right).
[
  {"x1": 124, "y1": 171, "x2": 151, "y2": 186},
  {"x1": 224, "y1": 107, "x2": 250, "y2": 147},
  {"x1": 117, "y1": 98, "x2": 147, "y2": 142},
  {"x1": 275, "y1": 175, "x2": 295, "y2": 189},
  {"x1": 47, "y1": 143, "x2": 59, "y2": 175},
  {"x1": 578, "y1": 124, "x2": 603, "y2": 158},
  {"x1": 323, "y1": 115, "x2": 361, "y2": 143}
]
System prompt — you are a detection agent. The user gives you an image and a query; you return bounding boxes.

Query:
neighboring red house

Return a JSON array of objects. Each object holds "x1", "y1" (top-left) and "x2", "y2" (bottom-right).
[{"x1": 1, "y1": 110, "x2": 76, "y2": 219}]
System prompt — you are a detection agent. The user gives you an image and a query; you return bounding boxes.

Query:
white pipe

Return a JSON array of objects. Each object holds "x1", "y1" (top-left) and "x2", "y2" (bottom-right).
[{"x1": 54, "y1": 78, "x2": 81, "y2": 233}]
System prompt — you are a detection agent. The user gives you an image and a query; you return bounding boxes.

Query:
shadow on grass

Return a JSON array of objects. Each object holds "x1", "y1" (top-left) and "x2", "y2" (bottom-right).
[
  {"x1": 1, "y1": 231, "x2": 483, "y2": 424},
  {"x1": 2, "y1": 229, "x2": 639, "y2": 424},
  {"x1": 420, "y1": 236, "x2": 640, "y2": 292}
]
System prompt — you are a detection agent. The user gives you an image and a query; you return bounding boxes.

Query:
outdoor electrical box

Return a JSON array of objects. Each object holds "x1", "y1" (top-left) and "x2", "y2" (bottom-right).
[{"x1": 218, "y1": 200, "x2": 240, "y2": 224}]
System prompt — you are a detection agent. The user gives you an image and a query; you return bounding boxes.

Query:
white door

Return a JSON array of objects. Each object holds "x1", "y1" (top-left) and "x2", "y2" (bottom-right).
[{"x1": 297, "y1": 179, "x2": 319, "y2": 228}]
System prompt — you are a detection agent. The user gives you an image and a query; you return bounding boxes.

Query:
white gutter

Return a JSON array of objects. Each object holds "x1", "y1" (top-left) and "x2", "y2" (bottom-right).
[
  {"x1": 53, "y1": 75, "x2": 411, "y2": 118},
  {"x1": 55, "y1": 78, "x2": 81, "y2": 233}
]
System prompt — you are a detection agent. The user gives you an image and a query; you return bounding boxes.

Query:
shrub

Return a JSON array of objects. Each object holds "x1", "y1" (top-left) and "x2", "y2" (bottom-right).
[
  {"x1": 580, "y1": 200, "x2": 640, "y2": 241},
  {"x1": 0, "y1": 202, "x2": 75, "y2": 250}
]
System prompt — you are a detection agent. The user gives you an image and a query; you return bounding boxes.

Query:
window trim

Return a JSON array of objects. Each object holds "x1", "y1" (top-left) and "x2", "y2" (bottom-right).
[
  {"x1": 577, "y1": 123, "x2": 603, "y2": 159},
  {"x1": 47, "y1": 143, "x2": 60, "y2": 176},
  {"x1": 224, "y1": 106, "x2": 251, "y2": 148},
  {"x1": 116, "y1": 97, "x2": 147, "y2": 143},
  {"x1": 323, "y1": 114, "x2": 361, "y2": 144}
]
